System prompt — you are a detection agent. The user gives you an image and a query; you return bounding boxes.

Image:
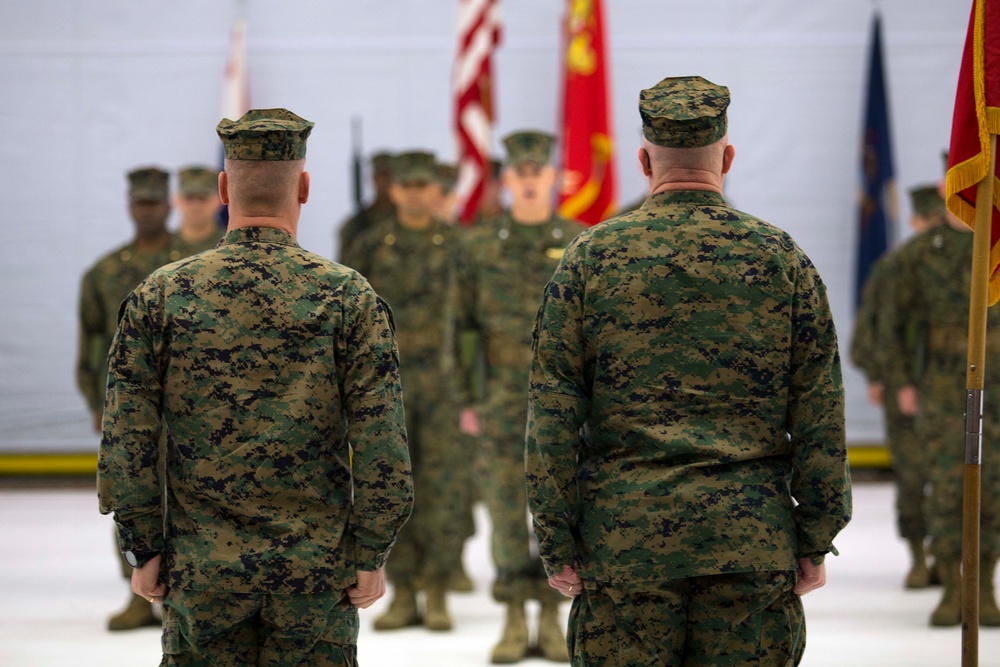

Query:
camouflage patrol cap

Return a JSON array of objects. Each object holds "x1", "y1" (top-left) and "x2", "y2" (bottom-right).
[
  {"x1": 216, "y1": 108, "x2": 314, "y2": 161},
  {"x1": 434, "y1": 162, "x2": 459, "y2": 192},
  {"x1": 177, "y1": 165, "x2": 219, "y2": 197},
  {"x1": 372, "y1": 152, "x2": 395, "y2": 173},
  {"x1": 392, "y1": 151, "x2": 436, "y2": 183},
  {"x1": 127, "y1": 167, "x2": 169, "y2": 202},
  {"x1": 503, "y1": 131, "x2": 556, "y2": 167},
  {"x1": 639, "y1": 76, "x2": 730, "y2": 148},
  {"x1": 909, "y1": 184, "x2": 945, "y2": 217}
]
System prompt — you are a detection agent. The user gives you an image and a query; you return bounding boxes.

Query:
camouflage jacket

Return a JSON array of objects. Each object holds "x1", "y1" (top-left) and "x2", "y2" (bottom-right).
[
  {"x1": 347, "y1": 215, "x2": 462, "y2": 380},
  {"x1": 76, "y1": 237, "x2": 185, "y2": 413},
  {"x1": 458, "y1": 212, "x2": 584, "y2": 395},
  {"x1": 880, "y1": 223, "x2": 1000, "y2": 387},
  {"x1": 173, "y1": 227, "x2": 224, "y2": 257},
  {"x1": 526, "y1": 190, "x2": 851, "y2": 585},
  {"x1": 97, "y1": 227, "x2": 413, "y2": 594}
]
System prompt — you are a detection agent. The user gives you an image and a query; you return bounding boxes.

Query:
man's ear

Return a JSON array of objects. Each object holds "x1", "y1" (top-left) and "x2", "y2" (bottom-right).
[
  {"x1": 638, "y1": 147, "x2": 652, "y2": 177},
  {"x1": 299, "y1": 171, "x2": 311, "y2": 204},
  {"x1": 218, "y1": 171, "x2": 229, "y2": 205},
  {"x1": 722, "y1": 144, "x2": 736, "y2": 175}
]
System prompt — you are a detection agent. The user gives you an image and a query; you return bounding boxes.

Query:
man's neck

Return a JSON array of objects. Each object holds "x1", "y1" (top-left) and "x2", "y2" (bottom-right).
[
  {"x1": 649, "y1": 167, "x2": 724, "y2": 196},
  {"x1": 179, "y1": 220, "x2": 218, "y2": 243},
  {"x1": 398, "y1": 212, "x2": 432, "y2": 230},
  {"x1": 510, "y1": 202, "x2": 551, "y2": 225},
  {"x1": 133, "y1": 230, "x2": 170, "y2": 253}
]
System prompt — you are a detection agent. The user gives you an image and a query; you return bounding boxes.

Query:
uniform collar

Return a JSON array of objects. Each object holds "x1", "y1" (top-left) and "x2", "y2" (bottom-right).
[
  {"x1": 220, "y1": 227, "x2": 300, "y2": 248},
  {"x1": 643, "y1": 189, "x2": 728, "y2": 209}
]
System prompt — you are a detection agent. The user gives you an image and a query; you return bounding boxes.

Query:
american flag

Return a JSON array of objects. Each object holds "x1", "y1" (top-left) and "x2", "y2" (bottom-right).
[
  {"x1": 217, "y1": 14, "x2": 250, "y2": 228},
  {"x1": 453, "y1": 0, "x2": 502, "y2": 224}
]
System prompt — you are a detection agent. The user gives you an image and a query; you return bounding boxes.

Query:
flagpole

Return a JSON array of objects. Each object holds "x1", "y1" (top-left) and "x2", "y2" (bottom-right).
[{"x1": 962, "y1": 132, "x2": 996, "y2": 667}]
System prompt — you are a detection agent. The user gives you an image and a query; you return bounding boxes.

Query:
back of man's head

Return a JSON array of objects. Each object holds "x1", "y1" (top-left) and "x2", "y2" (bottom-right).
[{"x1": 216, "y1": 108, "x2": 314, "y2": 218}]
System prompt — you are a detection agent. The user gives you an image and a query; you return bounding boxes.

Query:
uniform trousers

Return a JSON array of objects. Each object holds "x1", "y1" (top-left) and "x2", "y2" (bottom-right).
[
  {"x1": 160, "y1": 589, "x2": 358, "y2": 666},
  {"x1": 568, "y1": 571, "x2": 803, "y2": 667}
]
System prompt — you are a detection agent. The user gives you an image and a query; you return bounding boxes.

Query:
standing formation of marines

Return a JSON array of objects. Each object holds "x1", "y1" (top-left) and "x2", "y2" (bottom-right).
[{"x1": 80, "y1": 69, "x2": 1000, "y2": 666}]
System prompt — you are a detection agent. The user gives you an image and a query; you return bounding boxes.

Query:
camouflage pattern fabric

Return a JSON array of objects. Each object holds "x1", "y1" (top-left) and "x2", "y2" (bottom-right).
[
  {"x1": 338, "y1": 206, "x2": 394, "y2": 266},
  {"x1": 349, "y1": 215, "x2": 470, "y2": 587},
  {"x1": 98, "y1": 227, "x2": 413, "y2": 595},
  {"x1": 639, "y1": 76, "x2": 730, "y2": 148},
  {"x1": 458, "y1": 212, "x2": 584, "y2": 602},
  {"x1": 880, "y1": 223, "x2": 1000, "y2": 558},
  {"x1": 391, "y1": 151, "x2": 436, "y2": 182},
  {"x1": 526, "y1": 190, "x2": 851, "y2": 587},
  {"x1": 128, "y1": 166, "x2": 170, "y2": 202},
  {"x1": 177, "y1": 166, "x2": 219, "y2": 197},
  {"x1": 849, "y1": 252, "x2": 927, "y2": 540},
  {"x1": 161, "y1": 588, "x2": 358, "y2": 666},
  {"x1": 77, "y1": 239, "x2": 184, "y2": 413},
  {"x1": 503, "y1": 131, "x2": 556, "y2": 167},
  {"x1": 216, "y1": 109, "x2": 314, "y2": 161},
  {"x1": 568, "y1": 571, "x2": 803, "y2": 667}
]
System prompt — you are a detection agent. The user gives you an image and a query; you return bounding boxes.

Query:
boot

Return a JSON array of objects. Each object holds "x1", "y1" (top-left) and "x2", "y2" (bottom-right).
[
  {"x1": 904, "y1": 538, "x2": 932, "y2": 589},
  {"x1": 981, "y1": 556, "x2": 1000, "y2": 626},
  {"x1": 373, "y1": 584, "x2": 420, "y2": 631},
  {"x1": 450, "y1": 563, "x2": 475, "y2": 592},
  {"x1": 424, "y1": 585, "x2": 453, "y2": 631},
  {"x1": 107, "y1": 593, "x2": 158, "y2": 631},
  {"x1": 536, "y1": 601, "x2": 570, "y2": 662},
  {"x1": 930, "y1": 559, "x2": 962, "y2": 627},
  {"x1": 491, "y1": 601, "x2": 529, "y2": 664}
]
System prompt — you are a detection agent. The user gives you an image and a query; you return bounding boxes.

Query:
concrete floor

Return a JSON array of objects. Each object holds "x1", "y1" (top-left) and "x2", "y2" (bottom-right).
[{"x1": 1, "y1": 481, "x2": 998, "y2": 666}]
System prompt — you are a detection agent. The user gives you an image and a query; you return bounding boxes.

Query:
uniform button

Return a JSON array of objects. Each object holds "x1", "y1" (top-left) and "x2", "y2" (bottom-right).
[
  {"x1": 120, "y1": 250, "x2": 132, "y2": 262},
  {"x1": 384, "y1": 233, "x2": 396, "y2": 246},
  {"x1": 552, "y1": 227, "x2": 564, "y2": 239},
  {"x1": 498, "y1": 228, "x2": 510, "y2": 240},
  {"x1": 432, "y1": 234, "x2": 444, "y2": 245},
  {"x1": 933, "y1": 235, "x2": 944, "y2": 248}
]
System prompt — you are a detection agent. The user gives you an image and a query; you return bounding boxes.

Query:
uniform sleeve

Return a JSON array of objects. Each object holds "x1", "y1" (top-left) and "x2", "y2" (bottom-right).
[
  {"x1": 453, "y1": 233, "x2": 481, "y2": 405},
  {"x1": 849, "y1": 257, "x2": 888, "y2": 383},
  {"x1": 76, "y1": 268, "x2": 106, "y2": 413},
  {"x1": 97, "y1": 285, "x2": 166, "y2": 556},
  {"x1": 525, "y1": 240, "x2": 590, "y2": 576},
  {"x1": 879, "y1": 244, "x2": 922, "y2": 390},
  {"x1": 339, "y1": 277, "x2": 413, "y2": 571},
  {"x1": 786, "y1": 256, "x2": 852, "y2": 559}
]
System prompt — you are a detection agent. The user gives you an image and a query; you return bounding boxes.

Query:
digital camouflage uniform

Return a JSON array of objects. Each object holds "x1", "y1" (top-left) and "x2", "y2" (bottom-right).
[
  {"x1": 849, "y1": 251, "x2": 927, "y2": 542},
  {"x1": 77, "y1": 169, "x2": 182, "y2": 417},
  {"x1": 98, "y1": 109, "x2": 414, "y2": 666},
  {"x1": 880, "y1": 221, "x2": 1000, "y2": 624},
  {"x1": 460, "y1": 211, "x2": 583, "y2": 605},
  {"x1": 337, "y1": 152, "x2": 396, "y2": 264},
  {"x1": 349, "y1": 153, "x2": 470, "y2": 604},
  {"x1": 526, "y1": 77, "x2": 851, "y2": 666}
]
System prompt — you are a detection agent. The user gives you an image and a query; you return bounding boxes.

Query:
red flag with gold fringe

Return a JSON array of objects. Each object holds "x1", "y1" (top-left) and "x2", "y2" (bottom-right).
[{"x1": 946, "y1": 0, "x2": 1000, "y2": 304}]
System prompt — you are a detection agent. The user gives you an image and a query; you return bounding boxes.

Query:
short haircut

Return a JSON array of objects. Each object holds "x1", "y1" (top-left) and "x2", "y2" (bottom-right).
[{"x1": 224, "y1": 159, "x2": 304, "y2": 216}]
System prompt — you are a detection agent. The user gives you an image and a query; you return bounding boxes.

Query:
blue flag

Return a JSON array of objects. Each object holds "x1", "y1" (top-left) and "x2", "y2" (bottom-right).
[{"x1": 855, "y1": 13, "x2": 897, "y2": 308}]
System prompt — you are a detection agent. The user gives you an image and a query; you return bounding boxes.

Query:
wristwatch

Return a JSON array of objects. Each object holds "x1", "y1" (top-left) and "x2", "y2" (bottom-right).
[{"x1": 124, "y1": 549, "x2": 158, "y2": 568}]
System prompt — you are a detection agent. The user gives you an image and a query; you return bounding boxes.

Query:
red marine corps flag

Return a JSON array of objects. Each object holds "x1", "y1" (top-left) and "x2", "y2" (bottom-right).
[
  {"x1": 558, "y1": 0, "x2": 617, "y2": 225},
  {"x1": 946, "y1": 0, "x2": 1000, "y2": 304},
  {"x1": 453, "y1": 0, "x2": 502, "y2": 225}
]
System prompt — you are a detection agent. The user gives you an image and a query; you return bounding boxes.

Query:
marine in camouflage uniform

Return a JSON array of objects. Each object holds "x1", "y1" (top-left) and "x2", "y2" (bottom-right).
[
  {"x1": 879, "y1": 203, "x2": 1000, "y2": 626},
  {"x1": 98, "y1": 109, "x2": 413, "y2": 666},
  {"x1": 526, "y1": 77, "x2": 851, "y2": 666},
  {"x1": 174, "y1": 165, "x2": 224, "y2": 255},
  {"x1": 849, "y1": 186, "x2": 947, "y2": 590},
  {"x1": 76, "y1": 166, "x2": 183, "y2": 631},
  {"x1": 351, "y1": 151, "x2": 470, "y2": 632},
  {"x1": 337, "y1": 152, "x2": 396, "y2": 263},
  {"x1": 458, "y1": 130, "x2": 583, "y2": 663}
]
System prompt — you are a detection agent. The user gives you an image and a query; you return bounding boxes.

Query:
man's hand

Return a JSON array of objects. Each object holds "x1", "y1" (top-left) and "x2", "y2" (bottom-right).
[
  {"x1": 348, "y1": 569, "x2": 386, "y2": 608},
  {"x1": 548, "y1": 564, "x2": 582, "y2": 598},
  {"x1": 130, "y1": 554, "x2": 167, "y2": 603},
  {"x1": 866, "y1": 382, "x2": 884, "y2": 406},
  {"x1": 793, "y1": 558, "x2": 826, "y2": 595},
  {"x1": 460, "y1": 408, "x2": 480, "y2": 437},
  {"x1": 897, "y1": 385, "x2": 919, "y2": 417}
]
